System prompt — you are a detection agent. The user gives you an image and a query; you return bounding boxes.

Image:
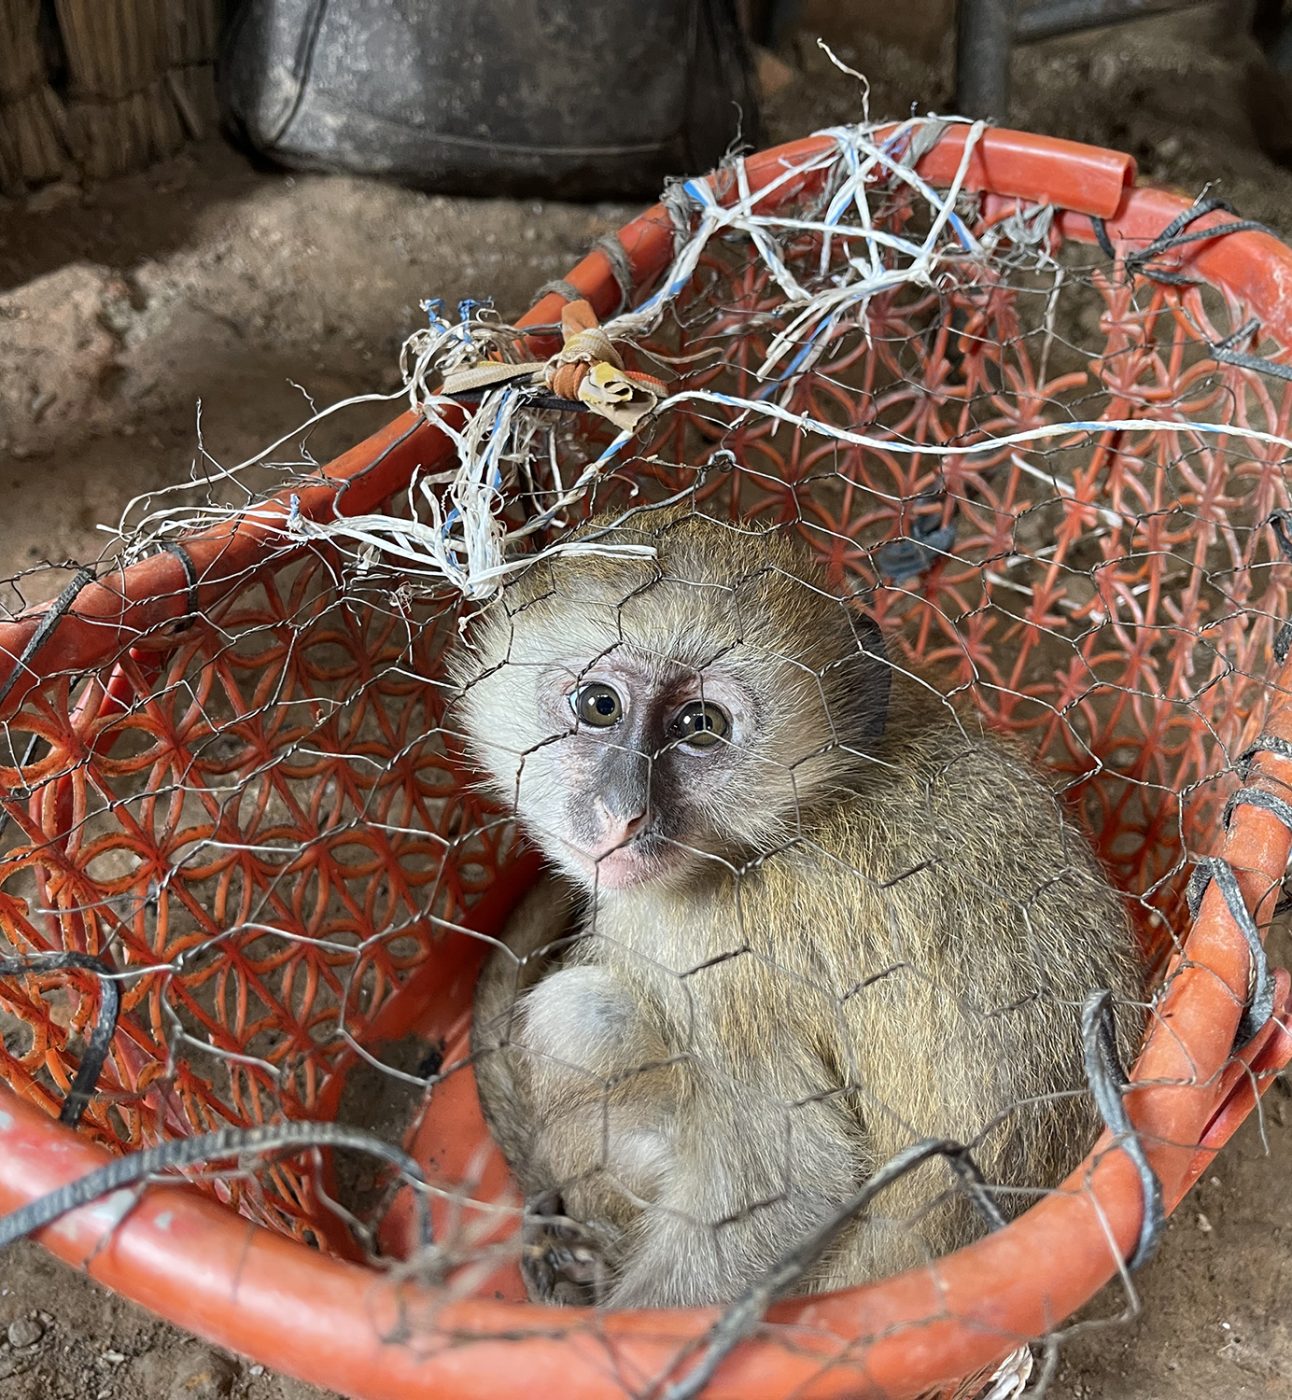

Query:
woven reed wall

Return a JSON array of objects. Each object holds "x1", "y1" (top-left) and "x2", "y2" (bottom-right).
[{"x1": 0, "y1": 0, "x2": 226, "y2": 194}]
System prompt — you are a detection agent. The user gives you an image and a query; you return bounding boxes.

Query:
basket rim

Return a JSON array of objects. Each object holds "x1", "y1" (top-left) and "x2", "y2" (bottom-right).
[{"x1": 4, "y1": 123, "x2": 1292, "y2": 1400}]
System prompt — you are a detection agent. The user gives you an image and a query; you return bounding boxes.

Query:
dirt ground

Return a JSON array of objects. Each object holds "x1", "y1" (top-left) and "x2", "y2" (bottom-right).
[{"x1": 4, "y1": 4, "x2": 1292, "y2": 1398}]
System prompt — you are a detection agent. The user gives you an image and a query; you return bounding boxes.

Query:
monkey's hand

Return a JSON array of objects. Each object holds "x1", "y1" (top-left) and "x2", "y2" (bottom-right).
[{"x1": 521, "y1": 1190, "x2": 612, "y2": 1305}]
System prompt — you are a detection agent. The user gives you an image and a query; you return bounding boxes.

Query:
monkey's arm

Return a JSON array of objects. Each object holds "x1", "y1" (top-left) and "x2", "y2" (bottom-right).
[
  {"x1": 470, "y1": 873, "x2": 580, "y2": 1192},
  {"x1": 474, "y1": 876, "x2": 694, "y2": 1302},
  {"x1": 546, "y1": 936, "x2": 877, "y2": 1307}
]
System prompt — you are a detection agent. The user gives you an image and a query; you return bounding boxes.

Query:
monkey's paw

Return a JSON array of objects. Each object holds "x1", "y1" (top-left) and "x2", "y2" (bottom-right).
[{"x1": 521, "y1": 1191, "x2": 610, "y2": 1306}]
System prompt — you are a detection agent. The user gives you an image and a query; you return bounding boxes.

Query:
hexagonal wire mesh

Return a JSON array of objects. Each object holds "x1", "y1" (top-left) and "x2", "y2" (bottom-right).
[{"x1": 3, "y1": 121, "x2": 1292, "y2": 1399}]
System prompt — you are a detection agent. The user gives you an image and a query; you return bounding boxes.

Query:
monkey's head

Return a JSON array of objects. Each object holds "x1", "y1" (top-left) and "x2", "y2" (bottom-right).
[{"x1": 449, "y1": 507, "x2": 890, "y2": 893}]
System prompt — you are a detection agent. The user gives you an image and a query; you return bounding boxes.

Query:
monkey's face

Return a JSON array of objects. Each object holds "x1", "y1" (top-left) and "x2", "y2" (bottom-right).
[
  {"x1": 502, "y1": 649, "x2": 763, "y2": 891},
  {"x1": 449, "y1": 512, "x2": 890, "y2": 896},
  {"x1": 455, "y1": 626, "x2": 768, "y2": 891}
]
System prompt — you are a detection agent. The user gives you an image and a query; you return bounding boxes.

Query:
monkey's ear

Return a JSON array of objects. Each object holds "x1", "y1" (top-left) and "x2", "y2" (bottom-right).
[{"x1": 838, "y1": 608, "x2": 892, "y2": 752}]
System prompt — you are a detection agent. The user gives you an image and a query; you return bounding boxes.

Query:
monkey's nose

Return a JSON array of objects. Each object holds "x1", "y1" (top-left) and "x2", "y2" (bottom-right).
[{"x1": 595, "y1": 800, "x2": 648, "y2": 848}]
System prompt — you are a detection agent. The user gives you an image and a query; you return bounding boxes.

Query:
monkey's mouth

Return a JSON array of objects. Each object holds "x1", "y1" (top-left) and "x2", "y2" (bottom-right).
[{"x1": 564, "y1": 832, "x2": 683, "y2": 890}]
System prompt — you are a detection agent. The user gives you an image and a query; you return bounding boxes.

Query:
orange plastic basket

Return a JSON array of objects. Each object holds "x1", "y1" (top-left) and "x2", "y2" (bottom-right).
[{"x1": 3, "y1": 124, "x2": 1292, "y2": 1399}]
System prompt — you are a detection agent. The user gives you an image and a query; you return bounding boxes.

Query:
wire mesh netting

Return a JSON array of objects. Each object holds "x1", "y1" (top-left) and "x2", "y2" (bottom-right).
[{"x1": 3, "y1": 117, "x2": 1292, "y2": 1399}]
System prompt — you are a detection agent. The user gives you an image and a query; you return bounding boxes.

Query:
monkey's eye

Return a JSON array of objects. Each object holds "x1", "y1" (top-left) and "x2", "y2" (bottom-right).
[
  {"x1": 571, "y1": 682, "x2": 624, "y2": 728},
  {"x1": 670, "y1": 700, "x2": 730, "y2": 750}
]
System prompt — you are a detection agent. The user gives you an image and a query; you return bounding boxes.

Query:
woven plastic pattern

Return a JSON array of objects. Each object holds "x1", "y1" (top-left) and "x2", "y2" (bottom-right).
[{"x1": 2, "y1": 125, "x2": 1292, "y2": 1399}]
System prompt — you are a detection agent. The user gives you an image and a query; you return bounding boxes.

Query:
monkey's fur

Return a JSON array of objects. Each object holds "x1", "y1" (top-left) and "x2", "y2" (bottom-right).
[{"x1": 451, "y1": 505, "x2": 1143, "y2": 1309}]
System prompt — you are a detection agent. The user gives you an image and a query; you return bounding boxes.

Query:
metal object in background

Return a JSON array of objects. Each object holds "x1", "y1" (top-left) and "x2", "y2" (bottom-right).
[
  {"x1": 1015, "y1": 0, "x2": 1212, "y2": 41},
  {"x1": 220, "y1": 0, "x2": 761, "y2": 199},
  {"x1": 955, "y1": 0, "x2": 1020, "y2": 120},
  {"x1": 955, "y1": 0, "x2": 1212, "y2": 118}
]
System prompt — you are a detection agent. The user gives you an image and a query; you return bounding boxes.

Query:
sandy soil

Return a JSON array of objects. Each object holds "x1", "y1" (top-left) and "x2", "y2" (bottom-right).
[{"x1": 3, "y1": 5, "x2": 1292, "y2": 1398}]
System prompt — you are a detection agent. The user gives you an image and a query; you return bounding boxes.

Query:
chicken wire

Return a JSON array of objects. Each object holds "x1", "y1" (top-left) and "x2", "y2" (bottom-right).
[{"x1": 2, "y1": 115, "x2": 1292, "y2": 1400}]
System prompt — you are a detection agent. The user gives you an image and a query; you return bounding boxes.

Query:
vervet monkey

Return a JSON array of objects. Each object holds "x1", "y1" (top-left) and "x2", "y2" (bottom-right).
[{"x1": 451, "y1": 505, "x2": 1142, "y2": 1308}]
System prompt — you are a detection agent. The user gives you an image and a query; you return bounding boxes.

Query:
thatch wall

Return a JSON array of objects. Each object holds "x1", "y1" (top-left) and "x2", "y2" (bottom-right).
[{"x1": 0, "y1": 0, "x2": 226, "y2": 193}]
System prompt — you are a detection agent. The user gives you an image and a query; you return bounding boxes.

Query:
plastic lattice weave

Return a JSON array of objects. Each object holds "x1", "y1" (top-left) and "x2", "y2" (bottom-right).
[{"x1": 3, "y1": 119, "x2": 1292, "y2": 1400}]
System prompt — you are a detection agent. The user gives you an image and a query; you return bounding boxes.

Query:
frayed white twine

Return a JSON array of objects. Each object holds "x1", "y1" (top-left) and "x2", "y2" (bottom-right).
[
  {"x1": 107, "y1": 115, "x2": 1008, "y2": 595},
  {"x1": 262, "y1": 115, "x2": 1000, "y2": 597},
  {"x1": 110, "y1": 109, "x2": 1292, "y2": 602}
]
